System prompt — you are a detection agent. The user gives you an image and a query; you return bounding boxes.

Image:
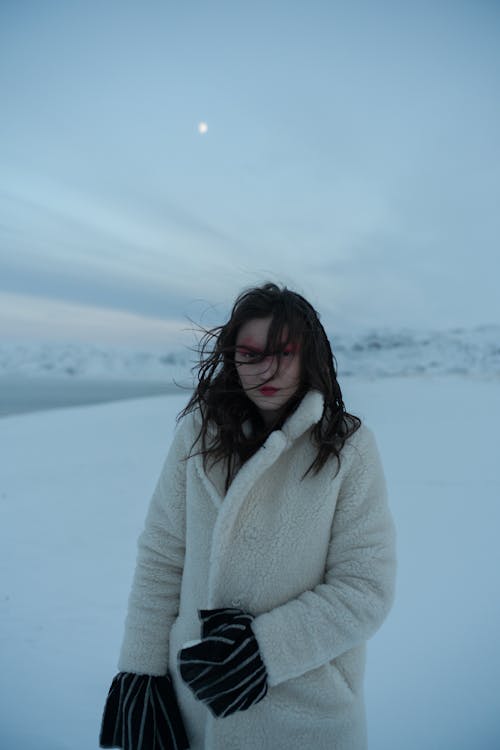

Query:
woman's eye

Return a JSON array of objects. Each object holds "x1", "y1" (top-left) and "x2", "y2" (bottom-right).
[{"x1": 237, "y1": 350, "x2": 259, "y2": 361}]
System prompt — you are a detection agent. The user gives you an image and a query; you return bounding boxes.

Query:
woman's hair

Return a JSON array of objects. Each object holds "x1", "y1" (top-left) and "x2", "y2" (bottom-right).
[{"x1": 179, "y1": 282, "x2": 361, "y2": 491}]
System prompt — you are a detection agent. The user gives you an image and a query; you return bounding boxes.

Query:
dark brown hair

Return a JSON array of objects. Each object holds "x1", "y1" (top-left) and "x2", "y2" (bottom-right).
[{"x1": 179, "y1": 282, "x2": 361, "y2": 491}]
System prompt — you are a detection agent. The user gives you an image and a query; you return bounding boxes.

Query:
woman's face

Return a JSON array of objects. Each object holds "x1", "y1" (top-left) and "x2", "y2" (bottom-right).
[{"x1": 235, "y1": 316, "x2": 301, "y2": 422}]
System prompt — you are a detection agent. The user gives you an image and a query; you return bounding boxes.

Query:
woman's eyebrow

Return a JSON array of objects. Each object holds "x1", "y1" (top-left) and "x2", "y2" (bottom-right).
[{"x1": 236, "y1": 340, "x2": 262, "y2": 352}]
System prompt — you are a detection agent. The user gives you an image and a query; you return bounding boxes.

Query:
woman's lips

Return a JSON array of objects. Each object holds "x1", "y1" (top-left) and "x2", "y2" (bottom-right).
[{"x1": 259, "y1": 386, "x2": 279, "y2": 396}]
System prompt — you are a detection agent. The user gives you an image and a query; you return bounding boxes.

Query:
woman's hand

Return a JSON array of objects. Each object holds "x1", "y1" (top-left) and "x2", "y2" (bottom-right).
[
  {"x1": 178, "y1": 607, "x2": 268, "y2": 718},
  {"x1": 99, "y1": 671, "x2": 189, "y2": 750}
]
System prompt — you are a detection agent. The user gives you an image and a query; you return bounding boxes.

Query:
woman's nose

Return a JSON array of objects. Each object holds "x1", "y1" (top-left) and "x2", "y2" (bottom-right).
[{"x1": 258, "y1": 355, "x2": 279, "y2": 375}]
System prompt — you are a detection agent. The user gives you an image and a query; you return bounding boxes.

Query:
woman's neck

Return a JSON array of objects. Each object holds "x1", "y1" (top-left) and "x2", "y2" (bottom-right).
[{"x1": 259, "y1": 407, "x2": 286, "y2": 429}]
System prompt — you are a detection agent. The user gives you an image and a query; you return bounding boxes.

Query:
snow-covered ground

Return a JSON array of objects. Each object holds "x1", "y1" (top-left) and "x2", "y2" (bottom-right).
[
  {"x1": 2, "y1": 323, "x2": 500, "y2": 382},
  {"x1": 0, "y1": 341, "x2": 193, "y2": 383},
  {"x1": 0, "y1": 377, "x2": 499, "y2": 749}
]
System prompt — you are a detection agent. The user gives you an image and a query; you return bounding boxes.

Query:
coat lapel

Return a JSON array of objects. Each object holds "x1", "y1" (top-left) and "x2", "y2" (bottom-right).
[
  {"x1": 191, "y1": 390, "x2": 324, "y2": 511},
  {"x1": 204, "y1": 390, "x2": 324, "y2": 604}
]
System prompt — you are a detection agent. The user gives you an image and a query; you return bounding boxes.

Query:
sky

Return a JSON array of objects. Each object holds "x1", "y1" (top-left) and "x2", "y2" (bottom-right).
[{"x1": 1, "y1": 0, "x2": 499, "y2": 348}]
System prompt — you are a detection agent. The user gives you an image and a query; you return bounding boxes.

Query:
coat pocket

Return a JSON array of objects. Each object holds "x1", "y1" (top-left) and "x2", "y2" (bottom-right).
[
  {"x1": 331, "y1": 645, "x2": 365, "y2": 696},
  {"x1": 270, "y1": 646, "x2": 365, "y2": 720},
  {"x1": 271, "y1": 662, "x2": 349, "y2": 719},
  {"x1": 331, "y1": 657, "x2": 355, "y2": 693}
]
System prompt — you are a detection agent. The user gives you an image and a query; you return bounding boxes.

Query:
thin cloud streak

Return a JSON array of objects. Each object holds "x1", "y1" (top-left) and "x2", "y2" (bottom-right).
[{"x1": 0, "y1": 292, "x2": 190, "y2": 348}]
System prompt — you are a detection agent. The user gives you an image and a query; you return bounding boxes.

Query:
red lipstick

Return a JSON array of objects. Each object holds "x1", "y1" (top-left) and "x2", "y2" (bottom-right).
[{"x1": 259, "y1": 386, "x2": 279, "y2": 396}]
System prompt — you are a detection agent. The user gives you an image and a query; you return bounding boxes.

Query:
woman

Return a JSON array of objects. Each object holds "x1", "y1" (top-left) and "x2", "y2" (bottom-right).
[{"x1": 100, "y1": 282, "x2": 397, "y2": 750}]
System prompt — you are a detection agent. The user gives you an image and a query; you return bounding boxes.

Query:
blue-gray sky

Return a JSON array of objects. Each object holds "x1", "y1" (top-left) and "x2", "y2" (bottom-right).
[{"x1": 1, "y1": 0, "x2": 499, "y2": 346}]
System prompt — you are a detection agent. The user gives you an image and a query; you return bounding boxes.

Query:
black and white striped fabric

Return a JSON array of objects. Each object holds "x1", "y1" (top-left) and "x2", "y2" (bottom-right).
[
  {"x1": 99, "y1": 671, "x2": 190, "y2": 750},
  {"x1": 178, "y1": 607, "x2": 268, "y2": 718}
]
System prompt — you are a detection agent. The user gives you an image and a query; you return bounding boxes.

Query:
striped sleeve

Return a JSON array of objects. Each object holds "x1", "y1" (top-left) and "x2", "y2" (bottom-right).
[
  {"x1": 99, "y1": 672, "x2": 190, "y2": 750},
  {"x1": 178, "y1": 608, "x2": 268, "y2": 718}
]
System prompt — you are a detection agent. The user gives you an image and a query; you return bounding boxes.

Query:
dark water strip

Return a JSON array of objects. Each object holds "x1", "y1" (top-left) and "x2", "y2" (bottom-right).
[{"x1": 0, "y1": 377, "x2": 187, "y2": 418}]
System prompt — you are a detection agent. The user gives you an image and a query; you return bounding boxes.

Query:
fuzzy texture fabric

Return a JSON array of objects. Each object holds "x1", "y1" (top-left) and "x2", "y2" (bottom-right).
[{"x1": 118, "y1": 390, "x2": 397, "y2": 750}]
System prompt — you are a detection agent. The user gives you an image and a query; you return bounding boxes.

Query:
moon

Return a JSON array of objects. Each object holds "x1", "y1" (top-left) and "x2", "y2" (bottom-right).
[{"x1": 198, "y1": 121, "x2": 208, "y2": 135}]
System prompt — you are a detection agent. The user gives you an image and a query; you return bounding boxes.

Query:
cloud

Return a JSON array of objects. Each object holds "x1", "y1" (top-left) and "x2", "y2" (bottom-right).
[
  {"x1": 1, "y1": 2, "x2": 499, "y2": 342},
  {"x1": 0, "y1": 292, "x2": 191, "y2": 348},
  {"x1": 0, "y1": 170, "x2": 252, "y2": 316}
]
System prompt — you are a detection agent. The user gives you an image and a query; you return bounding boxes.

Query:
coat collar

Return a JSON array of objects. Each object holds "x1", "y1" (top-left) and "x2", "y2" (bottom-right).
[
  {"x1": 279, "y1": 389, "x2": 324, "y2": 444},
  {"x1": 195, "y1": 389, "x2": 324, "y2": 445},
  {"x1": 191, "y1": 389, "x2": 325, "y2": 509},
  {"x1": 241, "y1": 388, "x2": 324, "y2": 447}
]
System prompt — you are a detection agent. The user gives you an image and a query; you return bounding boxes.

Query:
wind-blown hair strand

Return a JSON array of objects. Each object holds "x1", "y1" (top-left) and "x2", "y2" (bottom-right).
[{"x1": 179, "y1": 283, "x2": 361, "y2": 492}]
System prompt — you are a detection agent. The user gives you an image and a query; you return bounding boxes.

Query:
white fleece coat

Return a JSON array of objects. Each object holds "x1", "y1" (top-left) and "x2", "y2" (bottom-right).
[{"x1": 118, "y1": 390, "x2": 397, "y2": 750}]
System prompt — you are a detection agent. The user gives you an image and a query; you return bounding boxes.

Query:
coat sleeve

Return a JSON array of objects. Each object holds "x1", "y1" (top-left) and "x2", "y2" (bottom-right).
[
  {"x1": 117, "y1": 418, "x2": 189, "y2": 676},
  {"x1": 251, "y1": 425, "x2": 397, "y2": 687}
]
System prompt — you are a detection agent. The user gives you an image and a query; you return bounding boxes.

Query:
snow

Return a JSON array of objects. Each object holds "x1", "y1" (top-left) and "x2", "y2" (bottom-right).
[
  {"x1": 0, "y1": 377, "x2": 499, "y2": 749},
  {"x1": 1, "y1": 323, "x2": 500, "y2": 382},
  {"x1": 0, "y1": 341, "x2": 193, "y2": 383}
]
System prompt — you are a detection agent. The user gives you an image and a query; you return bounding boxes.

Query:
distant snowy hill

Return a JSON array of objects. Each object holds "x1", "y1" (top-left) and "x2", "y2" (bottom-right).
[
  {"x1": 332, "y1": 325, "x2": 500, "y2": 378},
  {"x1": 0, "y1": 342, "x2": 192, "y2": 383},
  {"x1": 1, "y1": 324, "x2": 499, "y2": 381}
]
